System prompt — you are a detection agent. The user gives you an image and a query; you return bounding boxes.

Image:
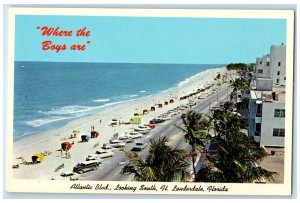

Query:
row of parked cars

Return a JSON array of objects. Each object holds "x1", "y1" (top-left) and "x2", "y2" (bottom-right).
[
  {"x1": 149, "y1": 102, "x2": 196, "y2": 124},
  {"x1": 66, "y1": 125, "x2": 153, "y2": 177}
]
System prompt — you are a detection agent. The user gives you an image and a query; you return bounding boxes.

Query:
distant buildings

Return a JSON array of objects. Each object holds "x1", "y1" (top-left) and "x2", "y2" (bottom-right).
[{"x1": 248, "y1": 44, "x2": 286, "y2": 147}]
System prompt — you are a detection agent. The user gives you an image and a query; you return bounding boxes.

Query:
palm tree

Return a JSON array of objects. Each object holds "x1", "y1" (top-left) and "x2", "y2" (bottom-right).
[
  {"x1": 121, "y1": 136, "x2": 191, "y2": 182},
  {"x1": 176, "y1": 111, "x2": 210, "y2": 180},
  {"x1": 195, "y1": 131, "x2": 275, "y2": 183},
  {"x1": 230, "y1": 78, "x2": 249, "y2": 103},
  {"x1": 196, "y1": 102, "x2": 275, "y2": 183}
]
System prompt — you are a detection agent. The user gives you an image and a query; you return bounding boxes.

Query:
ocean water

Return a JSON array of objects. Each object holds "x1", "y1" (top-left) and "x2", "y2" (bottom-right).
[{"x1": 13, "y1": 62, "x2": 223, "y2": 140}]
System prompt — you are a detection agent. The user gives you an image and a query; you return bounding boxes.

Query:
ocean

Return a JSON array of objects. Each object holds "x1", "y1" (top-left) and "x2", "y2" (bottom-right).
[{"x1": 13, "y1": 62, "x2": 224, "y2": 140}]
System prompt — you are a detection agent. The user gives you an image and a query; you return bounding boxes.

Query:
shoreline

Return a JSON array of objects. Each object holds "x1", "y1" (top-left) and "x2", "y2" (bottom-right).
[
  {"x1": 13, "y1": 66, "x2": 225, "y2": 142},
  {"x1": 12, "y1": 67, "x2": 234, "y2": 180}
]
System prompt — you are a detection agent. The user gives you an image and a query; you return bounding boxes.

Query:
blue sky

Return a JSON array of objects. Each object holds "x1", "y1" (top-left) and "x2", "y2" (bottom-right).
[{"x1": 15, "y1": 15, "x2": 286, "y2": 64}]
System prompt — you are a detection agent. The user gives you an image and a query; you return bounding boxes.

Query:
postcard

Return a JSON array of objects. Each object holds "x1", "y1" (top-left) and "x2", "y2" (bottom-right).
[{"x1": 5, "y1": 7, "x2": 294, "y2": 195}]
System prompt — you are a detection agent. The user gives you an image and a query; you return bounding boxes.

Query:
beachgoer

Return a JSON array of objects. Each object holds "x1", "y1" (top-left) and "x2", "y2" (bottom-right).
[
  {"x1": 100, "y1": 119, "x2": 101, "y2": 124},
  {"x1": 60, "y1": 149, "x2": 63, "y2": 156}
]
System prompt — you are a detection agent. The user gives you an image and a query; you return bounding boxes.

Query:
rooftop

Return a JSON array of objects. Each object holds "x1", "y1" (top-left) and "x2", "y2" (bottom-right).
[{"x1": 250, "y1": 86, "x2": 285, "y2": 103}]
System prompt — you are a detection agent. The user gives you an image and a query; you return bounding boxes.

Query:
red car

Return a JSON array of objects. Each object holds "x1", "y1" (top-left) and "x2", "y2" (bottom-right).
[{"x1": 147, "y1": 124, "x2": 156, "y2": 129}]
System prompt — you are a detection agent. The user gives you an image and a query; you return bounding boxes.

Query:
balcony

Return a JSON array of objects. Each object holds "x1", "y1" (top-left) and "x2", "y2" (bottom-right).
[
  {"x1": 255, "y1": 116, "x2": 262, "y2": 123},
  {"x1": 255, "y1": 131, "x2": 261, "y2": 136},
  {"x1": 256, "y1": 113, "x2": 262, "y2": 117}
]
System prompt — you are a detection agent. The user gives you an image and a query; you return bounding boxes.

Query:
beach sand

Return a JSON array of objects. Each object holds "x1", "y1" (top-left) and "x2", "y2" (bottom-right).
[{"x1": 12, "y1": 67, "x2": 236, "y2": 180}]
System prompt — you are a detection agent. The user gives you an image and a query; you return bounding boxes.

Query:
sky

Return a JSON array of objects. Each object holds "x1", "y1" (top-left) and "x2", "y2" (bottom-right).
[{"x1": 15, "y1": 15, "x2": 286, "y2": 64}]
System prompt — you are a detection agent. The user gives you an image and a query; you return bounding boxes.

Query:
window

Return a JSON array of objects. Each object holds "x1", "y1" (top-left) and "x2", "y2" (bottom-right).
[
  {"x1": 260, "y1": 61, "x2": 262, "y2": 65},
  {"x1": 277, "y1": 71, "x2": 280, "y2": 75},
  {"x1": 278, "y1": 62, "x2": 281, "y2": 66},
  {"x1": 255, "y1": 123, "x2": 261, "y2": 132},
  {"x1": 256, "y1": 104, "x2": 262, "y2": 117},
  {"x1": 284, "y1": 77, "x2": 286, "y2": 80},
  {"x1": 277, "y1": 79, "x2": 279, "y2": 83},
  {"x1": 266, "y1": 62, "x2": 270, "y2": 66},
  {"x1": 274, "y1": 109, "x2": 285, "y2": 118},
  {"x1": 273, "y1": 128, "x2": 285, "y2": 137},
  {"x1": 258, "y1": 69, "x2": 263, "y2": 74}
]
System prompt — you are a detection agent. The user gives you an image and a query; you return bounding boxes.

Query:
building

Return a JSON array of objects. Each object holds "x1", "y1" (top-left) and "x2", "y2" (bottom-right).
[
  {"x1": 248, "y1": 86, "x2": 285, "y2": 147},
  {"x1": 255, "y1": 54, "x2": 271, "y2": 78},
  {"x1": 249, "y1": 44, "x2": 286, "y2": 147},
  {"x1": 270, "y1": 44, "x2": 286, "y2": 86},
  {"x1": 254, "y1": 44, "x2": 286, "y2": 86}
]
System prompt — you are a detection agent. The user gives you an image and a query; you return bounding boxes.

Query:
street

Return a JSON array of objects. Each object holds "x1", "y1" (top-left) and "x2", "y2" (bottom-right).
[{"x1": 84, "y1": 84, "x2": 231, "y2": 181}]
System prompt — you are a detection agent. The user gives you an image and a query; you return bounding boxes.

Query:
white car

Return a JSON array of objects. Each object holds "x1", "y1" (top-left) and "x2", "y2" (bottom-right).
[
  {"x1": 133, "y1": 126, "x2": 151, "y2": 134},
  {"x1": 108, "y1": 139, "x2": 126, "y2": 148},
  {"x1": 159, "y1": 115, "x2": 172, "y2": 121},
  {"x1": 95, "y1": 149, "x2": 115, "y2": 158},
  {"x1": 117, "y1": 133, "x2": 134, "y2": 143},
  {"x1": 60, "y1": 171, "x2": 80, "y2": 181},
  {"x1": 85, "y1": 155, "x2": 104, "y2": 163},
  {"x1": 128, "y1": 131, "x2": 143, "y2": 139},
  {"x1": 60, "y1": 171, "x2": 75, "y2": 177}
]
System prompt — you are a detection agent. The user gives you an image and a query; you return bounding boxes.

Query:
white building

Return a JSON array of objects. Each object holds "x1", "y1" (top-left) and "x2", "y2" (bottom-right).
[
  {"x1": 270, "y1": 44, "x2": 286, "y2": 86},
  {"x1": 255, "y1": 54, "x2": 271, "y2": 78},
  {"x1": 249, "y1": 44, "x2": 286, "y2": 147},
  {"x1": 248, "y1": 87, "x2": 285, "y2": 147},
  {"x1": 254, "y1": 44, "x2": 286, "y2": 86}
]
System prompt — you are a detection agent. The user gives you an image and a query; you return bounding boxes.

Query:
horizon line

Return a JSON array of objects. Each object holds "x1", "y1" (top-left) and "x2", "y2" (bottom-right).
[{"x1": 14, "y1": 61, "x2": 239, "y2": 66}]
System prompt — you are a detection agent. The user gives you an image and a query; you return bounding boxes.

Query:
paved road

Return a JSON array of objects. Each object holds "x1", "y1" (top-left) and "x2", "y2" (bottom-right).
[{"x1": 84, "y1": 84, "x2": 231, "y2": 181}]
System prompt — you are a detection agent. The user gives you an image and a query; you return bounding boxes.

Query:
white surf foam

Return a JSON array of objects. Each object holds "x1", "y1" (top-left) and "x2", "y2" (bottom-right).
[
  {"x1": 25, "y1": 116, "x2": 68, "y2": 128},
  {"x1": 39, "y1": 105, "x2": 100, "y2": 116},
  {"x1": 92, "y1": 98, "x2": 110, "y2": 102}
]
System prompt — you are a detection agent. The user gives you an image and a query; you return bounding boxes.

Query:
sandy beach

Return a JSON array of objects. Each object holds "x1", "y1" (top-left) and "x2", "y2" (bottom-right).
[{"x1": 12, "y1": 67, "x2": 236, "y2": 180}]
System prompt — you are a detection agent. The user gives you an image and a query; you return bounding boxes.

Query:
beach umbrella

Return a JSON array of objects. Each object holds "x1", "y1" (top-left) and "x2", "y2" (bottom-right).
[
  {"x1": 81, "y1": 135, "x2": 91, "y2": 142},
  {"x1": 32, "y1": 153, "x2": 45, "y2": 162},
  {"x1": 61, "y1": 142, "x2": 72, "y2": 150},
  {"x1": 91, "y1": 130, "x2": 100, "y2": 138}
]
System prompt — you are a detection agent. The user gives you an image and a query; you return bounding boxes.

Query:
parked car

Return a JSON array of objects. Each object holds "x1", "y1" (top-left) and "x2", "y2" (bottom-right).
[
  {"x1": 118, "y1": 134, "x2": 134, "y2": 143},
  {"x1": 149, "y1": 118, "x2": 164, "y2": 124},
  {"x1": 159, "y1": 115, "x2": 172, "y2": 121},
  {"x1": 128, "y1": 131, "x2": 143, "y2": 138},
  {"x1": 85, "y1": 154, "x2": 104, "y2": 164},
  {"x1": 60, "y1": 171, "x2": 75, "y2": 177},
  {"x1": 146, "y1": 124, "x2": 156, "y2": 129},
  {"x1": 95, "y1": 148, "x2": 115, "y2": 158},
  {"x1": 60, "y1": 171, "x2": 80, "y2": 181},
  {"x1": 73, "y1": 161, "x2": 99, "y2": 174},
  {"x1": 108, "y1": 139, "x2": 126, "y2": 148},
  {"x1": 102, "y1": 144, "x2": 113, "y2": 149},
  {"x1": 131, "y1": 142, "x2": 148, "y2": 151}
]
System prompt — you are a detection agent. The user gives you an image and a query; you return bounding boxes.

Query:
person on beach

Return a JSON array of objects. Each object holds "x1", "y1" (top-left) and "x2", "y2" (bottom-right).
[
  {"x1": 100, "y1": 119, "x2": 101, "y2": 124},
  {"x1": 65, "y1": 150, "x2": 69, "y2": 158}
]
